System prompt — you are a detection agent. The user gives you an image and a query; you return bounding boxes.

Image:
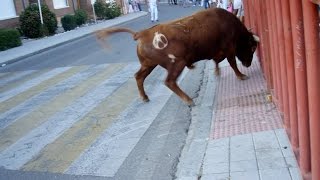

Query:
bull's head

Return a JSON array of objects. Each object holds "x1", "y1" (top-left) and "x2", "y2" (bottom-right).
[{"x1": 237, "y1": 33, "x2": 260, "y2": 67}]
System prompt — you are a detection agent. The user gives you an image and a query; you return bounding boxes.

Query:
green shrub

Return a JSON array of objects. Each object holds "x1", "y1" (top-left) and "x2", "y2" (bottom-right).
[
  {"x1": 94, "y1": 0, "x2": 106, "y2": 19},
  {"x1": 19, "y1": 4, "x2": 57, "y2": 38},
  {"x1": 94, "y1": 0, "x2": 122, "y2": 20},
  {"x1": 61, "y1": 14, "x2": 77, "y2": 31},
  {"x1": 0, "y1": 28, "x2": 22, "y2": 51},
  {"x1": 74, "y1": 9, "x2": 88, "y2": 26},
  {"x1": 105, "y1": 2, "x2": 121, "y2": 19},
  {"x1": 41, "y1": 5, "x2": 58, "y2": 35}
]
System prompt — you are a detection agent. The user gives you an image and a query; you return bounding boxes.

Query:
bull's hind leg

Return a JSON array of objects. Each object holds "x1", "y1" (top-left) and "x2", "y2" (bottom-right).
[
  {"x1": 135, "y1": 65, "x2": 157, "y2": 102},
  {"x1": 164, "y1": 62, "x2": 194, "y2": 106}
]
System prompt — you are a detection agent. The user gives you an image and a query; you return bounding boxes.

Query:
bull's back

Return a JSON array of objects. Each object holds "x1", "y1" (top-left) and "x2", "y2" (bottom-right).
[{"x1": 136, "y1": 8, "x2": 247, "y2": 62}]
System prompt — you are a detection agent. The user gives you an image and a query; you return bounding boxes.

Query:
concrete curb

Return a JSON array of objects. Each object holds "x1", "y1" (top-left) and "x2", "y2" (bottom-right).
[
  {"x1": 0, "y1": 11, "x2": 148, "y2": 66},
  {"x1": 175, "y1": 61, "x2": 218, "y2": 179}
]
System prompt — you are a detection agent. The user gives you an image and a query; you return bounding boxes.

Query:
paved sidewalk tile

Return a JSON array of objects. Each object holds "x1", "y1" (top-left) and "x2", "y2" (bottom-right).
[
  {"x1": 230, "y1": 170, "x2": 260, "y2": 180},
  {"x1": 210, "y1": 60, "x2": 283, "y2": 139},
  {"x1": 202, "y1": 130, "x2": 301, "y2": 180},
  {"x1": 230, "y1": 160, "x2": 258, "y2": 172},
  {"x1": 201, "y1": 173, "x2": 230, "y2": 180},
  {"x1": 259, "y1": 168, "x2": 292, "y2": 180},
  {"x1": 202, "y1": 58, "x2": 301, "y2": 180}
]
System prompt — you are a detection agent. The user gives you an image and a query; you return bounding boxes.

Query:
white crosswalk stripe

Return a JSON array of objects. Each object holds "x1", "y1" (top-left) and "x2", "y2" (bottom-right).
[
  {"x1": 0, "y1": 67, "x2": 71, "y2": 103},
  {"x1": 0, "y1": 62, "x2": 190, "y2": 176}
]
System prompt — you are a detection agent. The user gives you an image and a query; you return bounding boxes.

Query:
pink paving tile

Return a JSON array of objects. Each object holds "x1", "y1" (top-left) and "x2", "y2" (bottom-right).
[{"x1": 210, "y1": 60, "x2": 284, "y2": 139}]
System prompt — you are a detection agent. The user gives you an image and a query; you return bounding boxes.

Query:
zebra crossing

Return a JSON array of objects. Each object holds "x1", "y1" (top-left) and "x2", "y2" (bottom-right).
[{"x1": 0, "y1": 62, "x2": 193, "y2": 177}]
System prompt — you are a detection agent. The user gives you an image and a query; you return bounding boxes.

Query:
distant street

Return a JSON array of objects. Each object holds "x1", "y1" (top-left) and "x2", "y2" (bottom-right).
[{"x1": 0, "y1": 4, "x2": 213, "y2": 180}]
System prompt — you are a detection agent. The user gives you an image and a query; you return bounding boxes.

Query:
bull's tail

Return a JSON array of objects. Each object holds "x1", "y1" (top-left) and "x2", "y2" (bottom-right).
[{"x1": 95, "y1": 27, "x2": 139, "y2": 50}]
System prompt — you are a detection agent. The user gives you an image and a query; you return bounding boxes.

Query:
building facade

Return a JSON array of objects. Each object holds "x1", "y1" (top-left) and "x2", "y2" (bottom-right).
[{"x1": 0, "y1": 0, "x2": 123, "y2": 29}]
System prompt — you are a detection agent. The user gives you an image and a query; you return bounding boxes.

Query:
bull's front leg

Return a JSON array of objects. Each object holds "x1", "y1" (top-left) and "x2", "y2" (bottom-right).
[
  {"x1": 227, "y1": 56, "x2": 249, "y2": 80},
  {"x1": 214, "y1": 61, "x2": 220, "y2": 76}
]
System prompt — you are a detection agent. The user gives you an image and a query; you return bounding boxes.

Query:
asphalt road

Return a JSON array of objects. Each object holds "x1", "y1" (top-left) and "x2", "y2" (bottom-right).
[{"x1": 0, "y1": 4, "x2": 216, "y2": 180}]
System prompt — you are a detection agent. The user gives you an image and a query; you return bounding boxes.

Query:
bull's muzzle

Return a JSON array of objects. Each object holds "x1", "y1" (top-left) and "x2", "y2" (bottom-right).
[{"x1": 242, "y1": 61, "x2": 252, "y2": 67}]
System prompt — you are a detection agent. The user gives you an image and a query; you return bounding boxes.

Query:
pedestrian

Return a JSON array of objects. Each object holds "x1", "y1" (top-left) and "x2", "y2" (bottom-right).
[
  {"x1": 233, "y1": 0, "x2": 244, "y2": 23},
  {"x1": 135, "y1": 0, "x2": 142, "y2": 11},
  {"x1": 148, "y1": 0, "x2": 158, "y2": 22},
  {"x1": 216, "y1": 0, "x2": 222, "y2": 8},
  {"x1": 227, "y1": 0, "x2": 233, "y2": 13},
  {"x1": 204, "y1": 0, "x2": 210, "y2": 9},
  {"x1": 221, "y1": 0, "x2": 228, "y2": 10},
  {"x1": 193, "y1": 0, "x2": 201, "y2": 6},
  {"x1": 128, "y1": 0, "x2": 135, "y2": 13},
  {"x1": 211, "y1": 0, "x2": 217, "y2": 8}
]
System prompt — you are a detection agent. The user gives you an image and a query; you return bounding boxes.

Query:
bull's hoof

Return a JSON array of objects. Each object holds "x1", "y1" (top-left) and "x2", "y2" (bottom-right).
[
  {"x1": 186, "y1": 100, "x2": 195, "y2": 107},
  {"x1": 187, "y1": 64, "x2": 196, "y2": 69},
  {"x1": 214, "y1": 69, "x2": 220, "y2": 76},
  {"x1": 237, "y1": 75, "x2": 249, "y2": 80},
  {"x1": 142, "y1": 96, "x2": 150, "y2": 102}
]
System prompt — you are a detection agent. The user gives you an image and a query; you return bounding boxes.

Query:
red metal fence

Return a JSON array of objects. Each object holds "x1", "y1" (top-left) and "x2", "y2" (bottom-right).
[{"x1": 243, "y1": 0, "x2": 320, "y2": 179}]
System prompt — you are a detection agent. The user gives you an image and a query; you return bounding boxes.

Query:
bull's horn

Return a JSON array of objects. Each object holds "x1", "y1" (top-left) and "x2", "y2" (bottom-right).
[{"x1": 253, "y1": 35, "x2": 260, "y2": 42}]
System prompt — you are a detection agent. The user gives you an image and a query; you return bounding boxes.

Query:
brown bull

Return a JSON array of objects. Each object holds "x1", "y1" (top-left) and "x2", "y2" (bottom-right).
[{"x1": 96, "y1": 8, "x2": 260, "y2": 105}]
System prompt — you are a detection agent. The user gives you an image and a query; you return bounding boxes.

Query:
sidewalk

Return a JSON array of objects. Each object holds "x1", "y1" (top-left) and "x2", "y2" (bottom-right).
[
  {"x1": 176, "y1": 59, "x2": 302, "y2": 180},
  {"x1": 0, "y1": 11, "x2": 147, "y2": 66},
  {"x1": 203, "y1": 60, "x2": 301, "y2": 180}
]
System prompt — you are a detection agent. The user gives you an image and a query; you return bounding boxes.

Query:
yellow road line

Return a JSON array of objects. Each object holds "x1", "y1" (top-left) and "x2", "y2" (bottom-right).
[
  {"x1": 22, "y1": 79, "x2": 138, "y2": 173},
  {"x1": 0, "y1": 64, "x2": 125, "y2": 152}
]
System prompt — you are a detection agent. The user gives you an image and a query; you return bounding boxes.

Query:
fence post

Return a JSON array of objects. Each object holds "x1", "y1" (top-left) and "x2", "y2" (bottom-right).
[
  {"x1": 261, "y1": 0, "x2": 275, "y2": 89},
  {"x1": 259, "y1": 0, "x2": 272, "y2": 89},
  {"x1": 270, "y1": 0, "x2": 283, "y2": 111},
  {"x1": 289, "y1": 0, "x2": 311, "y2": 177},
  {"x1": 302, "y1": 1, "x2": 320, "y2": 180},
  {"x1": 254, "y1": 0, "x2": 266, "y2": 77},
  {"x1": 265, "y1": 1, "x2": 276, "y2": 99},
  {"x1": 274, "y1": 0, "x2": 290, "y2": 129},
  {"x1": 243, "y1": 0, "x2": 250, "y2": 28},
  {"x1": 280, "y1": 0, "x2": 299, "y2": 152}
]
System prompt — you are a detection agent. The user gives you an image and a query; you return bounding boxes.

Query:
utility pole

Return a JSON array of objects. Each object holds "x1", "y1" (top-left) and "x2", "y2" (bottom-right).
[
  {"x1": 91, "y1": 0, "x2": 97, "y2": 23},
  {"x1": 37, "y1": 0, "x2": 44, "y2": 24}
]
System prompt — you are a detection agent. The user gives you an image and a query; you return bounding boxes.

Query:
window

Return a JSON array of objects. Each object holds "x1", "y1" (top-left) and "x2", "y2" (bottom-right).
[
  {"x1": 53, "y1": 0, "x2": 69, "y2": 9},
  {"x1": 0, "y1": 0, "x2": 17, "y2": 20}
]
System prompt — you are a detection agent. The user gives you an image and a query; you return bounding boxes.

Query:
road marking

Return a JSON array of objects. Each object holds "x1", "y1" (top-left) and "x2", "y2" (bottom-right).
[
  {"x1": 0, "y1": 64, "x2": 125, "y2": 152},
  {"x1": 22, "y1": 78, "x2": 138, "y2": 173},
  {"x1": 0, "y1": 70, "x2": 38, "y2": 89},
  {"x1": 0, "y1": 66, "x2": 85, "y2": 114},
  {"x1": 0, "y1": 67, "x2": 71, "y2": 103},
  {"x1": 0, "y1": 63, "x2": 139, "y2": 170},
  {"x1": 66, "y1": 68, "x2": 188, "y2": 177},
  {"x1": 0, "y1": 65, "x2": 107, "y2": 130}
]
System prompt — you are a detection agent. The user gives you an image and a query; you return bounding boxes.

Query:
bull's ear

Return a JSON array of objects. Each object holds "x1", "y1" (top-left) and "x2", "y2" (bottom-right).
[{"x1": 253, "y1": 35, "x2": 260, "y2": 42}]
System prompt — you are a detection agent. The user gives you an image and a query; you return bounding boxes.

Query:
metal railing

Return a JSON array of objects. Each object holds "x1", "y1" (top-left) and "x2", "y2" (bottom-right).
[{"x1": 243, "y1": 0, "x2": 320, "y2": 179}]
